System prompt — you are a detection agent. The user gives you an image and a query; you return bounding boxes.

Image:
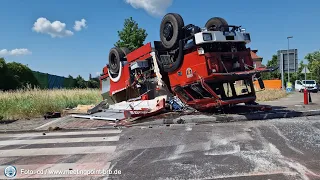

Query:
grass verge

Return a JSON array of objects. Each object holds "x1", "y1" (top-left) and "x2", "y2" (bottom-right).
[
  {"x1": 256, "y1": 89, "x2": 287, "y2": 101},
  {"x1": 0, "y1": 87, "x2": 287, "y2": 120},
  {"x1": 0, "y1": 88, "x2": 101, "y2": 120},
  {"x1": 232, "y1": 84, "x2": 288, "y2": 102}
]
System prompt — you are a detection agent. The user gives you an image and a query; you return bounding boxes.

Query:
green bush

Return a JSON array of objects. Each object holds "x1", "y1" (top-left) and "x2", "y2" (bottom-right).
[
  {"x1": 0, "y1": 58, "x2": 39, "y2": 90},
  {"x1": 0, "y1": 58, "x2": 8, "y2": 90}
]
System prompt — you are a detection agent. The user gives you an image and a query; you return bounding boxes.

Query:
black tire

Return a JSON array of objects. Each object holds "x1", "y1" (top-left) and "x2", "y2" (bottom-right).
[
  {"x1": 163, "y1": 40, "x2": 184, "y2": 73},
  {"x1": 205, "y1": 17, "x2": 228, "y2": 31},
  {"x1": 108, "y1": 47, "x2": 125, "y2": 74},
  {"x1": 160, "y1": 13, "x2": 184, "y2": 49},
  {"x1": 120, "y1": 47, "x2": 131, "y2": 56}
]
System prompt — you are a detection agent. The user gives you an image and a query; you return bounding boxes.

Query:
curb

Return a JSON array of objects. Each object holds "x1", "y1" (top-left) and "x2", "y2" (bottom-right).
[
  {"x1": 0, "y1": 126, "x2": 120, "y2": 134},
  {"x1": 231, "y1": 109, "x2": 320, "y2": 122}
]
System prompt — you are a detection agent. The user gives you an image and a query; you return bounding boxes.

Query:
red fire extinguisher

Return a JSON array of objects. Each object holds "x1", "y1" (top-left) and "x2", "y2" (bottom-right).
[{"x1": 304, "y1": 88, "x2": 309, "y2": 105}]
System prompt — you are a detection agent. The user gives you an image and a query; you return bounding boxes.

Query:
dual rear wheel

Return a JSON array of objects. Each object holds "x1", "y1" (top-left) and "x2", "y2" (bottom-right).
[{"x1": 159, "y1": 14, "x2": 229, "y2": 49}]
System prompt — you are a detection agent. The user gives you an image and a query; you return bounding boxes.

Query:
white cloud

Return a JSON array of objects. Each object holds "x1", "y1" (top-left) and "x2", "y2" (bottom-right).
[
  {"x1": 0, "y1": 49, "x2": 32, "y2": 56},
  {"x1": 32, "y1": 17, "x2": 74, "y2": 38},
  {"x1": 74, "y1": 19, "x2": 87, "y2": 31},
  {"x1": 125, "y1": 0, "x2": 173, "y2": 17}
]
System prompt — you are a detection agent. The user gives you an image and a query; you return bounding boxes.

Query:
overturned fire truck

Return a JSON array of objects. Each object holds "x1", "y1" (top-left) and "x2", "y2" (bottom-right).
[{"x1": 99, "y1": 13, "x2": 275, "y2": 112}]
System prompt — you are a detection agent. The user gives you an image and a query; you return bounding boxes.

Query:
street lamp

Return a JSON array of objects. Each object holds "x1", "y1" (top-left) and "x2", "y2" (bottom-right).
[{"x1": 287, "y1": 36, "x2": 293, "y2": 84}]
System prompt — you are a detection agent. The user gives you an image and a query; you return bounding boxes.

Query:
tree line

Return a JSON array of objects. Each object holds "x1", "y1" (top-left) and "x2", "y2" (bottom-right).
[
  {"x1": 0, "y1": 58, "x2": 99, "y2": 90},
  {"x1": 261, "y1": 50, "x2": 320, "y2": 84}
]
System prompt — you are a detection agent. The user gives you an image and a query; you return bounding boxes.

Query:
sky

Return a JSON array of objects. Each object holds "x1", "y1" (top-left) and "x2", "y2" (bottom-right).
[{"x1": 1, "y1": 0, "x2": 320, "y2": 80}]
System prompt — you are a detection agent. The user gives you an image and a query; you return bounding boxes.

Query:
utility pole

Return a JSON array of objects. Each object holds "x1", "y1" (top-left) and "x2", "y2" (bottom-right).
[
  {"x1": 293, "y1": 49, "x2": 296, "y2": 72},
  {"x1": 305, "y1": 66, "x2": 307, "y2": 81},
  {"x1": 281, "y1": 53, "x2": 284, "y2": 90},
  {"x1": 287, "y1": 36, "x2": 293, "y2": 84}
]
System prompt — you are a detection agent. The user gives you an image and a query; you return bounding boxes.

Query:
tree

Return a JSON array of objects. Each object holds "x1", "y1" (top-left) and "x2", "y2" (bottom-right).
[
  {"x1": 266, "y1": 55, "x2": 278, "y2": 67},
  {"x1": 0, "y1": 58, "x2": 8, "y2": 90},
  {"x1": 298, "y1": 61, "x2": 306, "y2": 73},
  {"x1": 2, "y1": 61, "x2": 39, "y2": 90},
  {"x1": 68, "y1": 75, "x2": 74, "y2": 79},
  {"x1": 75, "y1": 75, "x2": 87, "y2": 89},
  {"x1": 261, "y1": 55, "x2": 281, "y2": 80},
  {"x1": 87, "y1": 76, "x2": 100, "y2": 89},
  {"x1": 305, "y1": 50, "x2": 320, "y2": 82},
  {"x1": 114, "y1": 17, "x2": 148, "y2": 51},
  {"x1": 88, "y1": 80, "x2": 99, "y2": 89},
  {"x1": 305, "y1": 50, "x2": 320, "y2": 64}
]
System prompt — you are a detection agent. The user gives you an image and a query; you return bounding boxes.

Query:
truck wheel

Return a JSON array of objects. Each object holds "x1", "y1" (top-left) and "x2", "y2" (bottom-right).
[
  {"x1": 205, "y1": 17, "x2": 228, "y2": 31},
  {"x1": 160, "y1": 13, "x2": 184, "y2": 49},
  {"x1": 120, "y1": 47, "x2": 131, "y2": 56},
  {"x1": 108, "y1": 47, "x2": 125, "y2": 74}
]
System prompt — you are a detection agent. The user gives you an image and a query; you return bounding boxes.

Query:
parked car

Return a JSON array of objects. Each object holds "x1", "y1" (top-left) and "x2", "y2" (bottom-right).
[{"x1": 295, "y1": 80, "x2": 318, "y2": 93}]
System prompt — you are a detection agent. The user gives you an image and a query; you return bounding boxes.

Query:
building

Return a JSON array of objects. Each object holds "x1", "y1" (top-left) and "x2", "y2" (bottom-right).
[{"x1": 251, "y1": 50, "x2": 263, "y2": 68}]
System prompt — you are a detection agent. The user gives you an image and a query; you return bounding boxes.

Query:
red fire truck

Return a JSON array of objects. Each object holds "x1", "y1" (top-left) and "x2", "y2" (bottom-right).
[{"x1": 100, "y1": 13, "x2": 275, "y2": 111}]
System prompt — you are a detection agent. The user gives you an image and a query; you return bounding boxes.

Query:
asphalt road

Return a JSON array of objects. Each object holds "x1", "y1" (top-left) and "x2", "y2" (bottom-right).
[
  {"x1": 0, "y1": 116, "x2": 319, "y2": 180},
  {"x1": 110, "y1": 116, "x2": 320, "y2": 180}
]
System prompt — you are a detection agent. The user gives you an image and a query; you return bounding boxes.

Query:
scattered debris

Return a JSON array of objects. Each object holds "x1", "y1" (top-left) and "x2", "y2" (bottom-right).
[
  {"x1": 63, "y1": 104, "x2": 95, "y2": 115},
  {"x1": 44, "y1": 112, "x2": 61, "y2": 119},
  {"x1": 71, "y1": 95, "x2": 167, "y2": 127},
  {"x1": 168, "y1": 96, "x2": 185, "y2": 111},
  {"x1": 177, "y1": 119, "x2": 185, "y2": 124},
  {"x1": 48, "y1": 126, "x2": 62, "y2": 131},
  {"x1": 87, "y1": 100, "x2": 109, "y2": 114}
]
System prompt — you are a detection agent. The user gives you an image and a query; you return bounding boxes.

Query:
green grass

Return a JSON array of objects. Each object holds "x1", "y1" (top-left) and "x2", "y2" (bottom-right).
[
  {"x1": 0, "y1": 88, "x2": 101, "y2": 120},
  {"x1": 0, "y1": 86, "x2": 288, "y2": 120}
]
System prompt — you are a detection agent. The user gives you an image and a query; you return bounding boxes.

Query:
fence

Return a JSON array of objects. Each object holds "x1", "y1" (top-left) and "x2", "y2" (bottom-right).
[{"x1": 32, "y1": 71, "x2": 76, "y2": 89}]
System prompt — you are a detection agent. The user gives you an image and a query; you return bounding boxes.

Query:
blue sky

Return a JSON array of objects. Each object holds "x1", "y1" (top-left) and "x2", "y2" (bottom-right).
[{"x1": 1, "y1": 0, "x2": 319, "y2": 80}]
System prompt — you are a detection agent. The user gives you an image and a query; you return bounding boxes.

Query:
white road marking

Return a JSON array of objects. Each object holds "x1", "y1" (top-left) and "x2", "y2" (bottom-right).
[
  {"x1": 0, "y1": 146, "x2": 117, "y2": 157},
  {"x1": 34, "y1": 117, "x2": 67, "y2": 130},
  {"x1": 0, "y1": 136, "x2": 120, "y2": 146},
  {"x1": 0, "y1": 129, "x2": 122, "y2": 138},
  {"x1": 0, "y1": 129, "x2": 121, "y2": 179}
]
